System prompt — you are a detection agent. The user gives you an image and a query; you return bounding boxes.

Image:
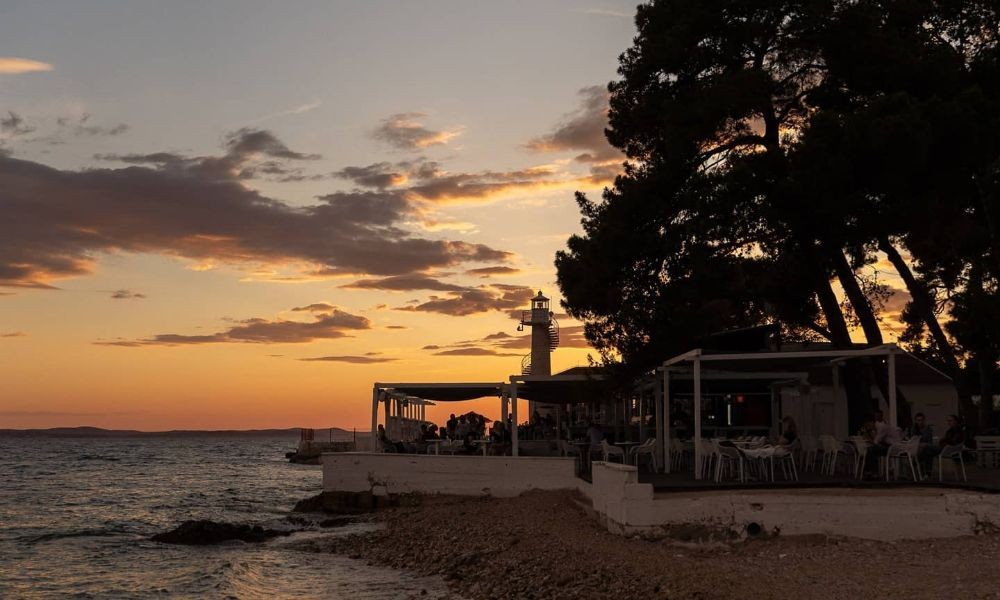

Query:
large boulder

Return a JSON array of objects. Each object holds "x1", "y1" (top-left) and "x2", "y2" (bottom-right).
[{"x1": 152, "y1": 520, "x2": 291, "y2": 545}]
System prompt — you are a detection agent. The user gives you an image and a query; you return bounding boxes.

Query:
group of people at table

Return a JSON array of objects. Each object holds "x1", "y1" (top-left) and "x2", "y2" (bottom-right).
[{"x1": 378, "y1": 412, "x2": 513, "y2": 454}]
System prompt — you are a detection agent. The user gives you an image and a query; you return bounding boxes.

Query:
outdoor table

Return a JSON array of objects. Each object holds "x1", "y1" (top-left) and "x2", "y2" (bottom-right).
[
  {"x1": 616, "y1": 441, "x2": 639, "y2": 464},
  {"x1": 426, "y1": 439, "x2": 445, "y2": 455},
  {"x1": 473, "y1": 439, "x2": 492, "y2": 456}
]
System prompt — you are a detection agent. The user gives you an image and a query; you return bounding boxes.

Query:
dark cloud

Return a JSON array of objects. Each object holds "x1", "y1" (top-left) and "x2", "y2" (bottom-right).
[
  {"x1": 0, "y1": 140, "x2": 510, "y2": 287},
  {"x1": 1, "y1": 111, "x2": 35, "y2": 136},
  {"x1": 405, "y1": 166, "x2": 557, "y2": 202},
  {"x1": 343, "y1": 275, "x2": 467, "y2": 292},
  {"x1": 421, "y1": 344, "x2": 441, "y2": 350},
  {"x1": 397, "y1": 285, "x2": 534, "y2": 316},
  {"x1": 466, "y1": 266, "x2": 520, "y2": 278},
  {"x1": 432, "y1": 347, "x2": 521, "y2": 357},
  {"x1": 385, "y1": 325, "x2": 408, "y2": 329},
  {"x1": 95, "y1": 308, "x2": 370, "y2": 346},
  {"x1": 525, "y1": 85, "x2": 623, "y2": 183},
  {"x1": 299, "y1": 355, "x2": 398, "y2": 364},
  {"x1": 371, "y1": 113, "x2": 460, "y2": 150},
  {"x1": 224, "y1": 128, "x2": 320, "y2": 161},
  {"x1": 291, "y1": 302, "x2": 337, "y2": 313},
  {"x1": 97, "y1": 128, "x2": 321, "y2": 182},
  {"x1": 57, "y1": 113, "x2": 129, "y2": 137},
  {"x1": 110, "y1": 289, "x2": 146, "y2": 300},
  {"x1": 334, "y1": 162, "x2": 408, "y2": 188},
  {"x1": 1, "y1": 331, "x2": 26, "y2": 338},
  {"x1": 331, "y1": 158, "x2": 561, "y2": 204}
]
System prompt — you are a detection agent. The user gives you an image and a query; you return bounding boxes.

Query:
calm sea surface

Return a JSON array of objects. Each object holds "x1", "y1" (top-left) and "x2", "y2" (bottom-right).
[{"x1": 0, "y1": 436, "x2": 451, "y2": 599}]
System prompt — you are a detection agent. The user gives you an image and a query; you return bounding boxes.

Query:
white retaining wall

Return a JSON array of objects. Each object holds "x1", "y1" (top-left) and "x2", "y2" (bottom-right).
[
  {"x1": 321, "y1": 454, "x2": 1000, "y2": 540},
  {"x1": 322, "y1": 452, "x2": 581, "y2": 498},
  {"x1": 588, "y1": 462, "x2": 1000, "y2": 540}
]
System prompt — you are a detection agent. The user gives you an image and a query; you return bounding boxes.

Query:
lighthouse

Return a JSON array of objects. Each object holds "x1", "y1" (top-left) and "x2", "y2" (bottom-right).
[{"x1": 519, "y1": 291, "x2": 559, "y2": 377}]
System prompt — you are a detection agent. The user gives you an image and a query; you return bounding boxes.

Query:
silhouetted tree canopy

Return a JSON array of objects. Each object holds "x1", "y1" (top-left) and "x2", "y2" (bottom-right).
[{"x1": 557, "y1": 0, "x2": 1000, "y2": 428}]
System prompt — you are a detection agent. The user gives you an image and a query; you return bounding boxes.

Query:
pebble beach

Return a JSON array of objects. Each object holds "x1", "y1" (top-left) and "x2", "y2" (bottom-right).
[{"x1": 303, "y1": 489, "x2": 1000, "y2": 600}]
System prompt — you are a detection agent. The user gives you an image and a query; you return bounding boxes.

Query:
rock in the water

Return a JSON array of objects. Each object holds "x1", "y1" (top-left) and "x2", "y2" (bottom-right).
[{"x1": 152, "y1": 520, "x2": 291, "y2": 545}]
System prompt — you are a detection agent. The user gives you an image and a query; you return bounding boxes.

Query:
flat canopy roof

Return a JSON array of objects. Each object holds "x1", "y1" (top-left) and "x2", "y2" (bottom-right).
[
  {"x1": 375, "y1": 382, "x2": 504, "y2": 402},
  {"x1": 510, "y1": 373, "x2": 614, "y2": 404},
  {"x1": 661, "y1": 344, "x2": 951, "y2": 385}
]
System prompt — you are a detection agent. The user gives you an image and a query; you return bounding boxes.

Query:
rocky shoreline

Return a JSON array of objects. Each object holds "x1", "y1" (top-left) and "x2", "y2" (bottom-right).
[{"x1": 293, "y1": 489, "x2": 1000, "y2": 600}]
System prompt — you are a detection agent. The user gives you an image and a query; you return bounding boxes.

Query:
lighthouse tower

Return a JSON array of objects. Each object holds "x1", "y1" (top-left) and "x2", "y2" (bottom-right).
[{"x1": 519, "y1": 291, "x2": 559, "y2": 377}]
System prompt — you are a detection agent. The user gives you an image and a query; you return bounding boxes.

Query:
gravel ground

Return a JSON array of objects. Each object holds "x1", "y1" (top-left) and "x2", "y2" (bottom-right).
[{"x1": 302, "y1": 490, "x2": 1000, "y2": 600}]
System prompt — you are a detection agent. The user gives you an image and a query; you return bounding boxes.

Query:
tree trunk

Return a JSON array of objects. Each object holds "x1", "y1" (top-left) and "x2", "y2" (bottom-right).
[
  {"x1": 878, "y1": 237, "x2": 960, "y2": 372},
  {"x1": 807, "y1": 252, "x2": 872, "y2": 432},
  {"x1": 878, "y1": 237, "x2": 975, "y2": 422},
  {"x1": 831, "y1": 249, "x2": 883, "y2": 345}
]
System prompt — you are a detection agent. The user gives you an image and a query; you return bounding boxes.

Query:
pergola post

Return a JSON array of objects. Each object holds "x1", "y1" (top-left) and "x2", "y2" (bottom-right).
[
  {"x1": 653, "y1": 371, "x2": 663, "y2": 472},
  {"x1": 888, "y1": 346, "x2": 898, "y2": 429},
  {"x1": 693, "y1": 355, "x2": 703, "y2": 480},
  {"x1": 662, "y1": 368, "x2": 671, "y2": 473},
  {"x1": 371, "y1": 386, "x2": 380, "y2": 452},
  {"x1": 511, "y1": 384, "x2": 519, "y2": 457}
]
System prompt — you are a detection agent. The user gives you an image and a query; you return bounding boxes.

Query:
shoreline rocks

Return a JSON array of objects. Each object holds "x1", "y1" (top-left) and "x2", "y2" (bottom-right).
[{"x1": 151, "y1": 520, "x2": 292, "y2": 545}]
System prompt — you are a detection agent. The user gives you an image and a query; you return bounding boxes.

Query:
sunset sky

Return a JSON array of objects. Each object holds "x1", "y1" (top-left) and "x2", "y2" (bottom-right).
[{"x1": 0, "y1": 1, "x2": 642, "y2": 430}]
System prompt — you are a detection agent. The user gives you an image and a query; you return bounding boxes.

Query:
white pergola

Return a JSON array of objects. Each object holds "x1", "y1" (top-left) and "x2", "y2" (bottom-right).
[
  {"x1": 656, "y1": 343, "x2": 912, "y2": 479},
  {"x1": 371, "y1": 382, "x2": 513, "y2": 452}
]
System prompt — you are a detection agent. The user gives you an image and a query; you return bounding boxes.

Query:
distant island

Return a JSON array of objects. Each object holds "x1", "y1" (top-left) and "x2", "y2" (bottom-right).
[{"x1": 0, "y1": 426, "x2": 354, "y2": 438}]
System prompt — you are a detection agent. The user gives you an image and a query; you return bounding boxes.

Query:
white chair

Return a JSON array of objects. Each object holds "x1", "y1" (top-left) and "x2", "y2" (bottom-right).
[
  {"x1": 818, "y1": 435, "x2": 843, "y2": 474},
  {"x1": 713, "y1": 440, "x2": 745, "y2": 483},
  {"x1": 632, "y1": 438, "x2": 657, "y2": 471},
  {"x1": 772, "y1": 446, "x2": 799, "y2": 482},
  {"x1": 669, "y1": 438, "x2": 687, "y2": 471},
  {"x1": 885, "y1": 437, "x2": 921, "y2": 481},
  {"x1": 938, "y1": 444, "x2": 967, "y2": 482},
  {"x1": 798, "y1": 435, "x2": 819, "y2": 472},
  {"x1": 600, "y1": 439, "x2": 625, "y2": 464},
  {"x1": 848, "y1": 436, "x2": 870, "y2": 480},
  {"x1": 557, "y1": 439, "x2": 580, "y2": 457},
  {"x1": 698, "y1": 439, "x2": 717, "y2": 480},
  {"x1": 975, "y1": 436, "x2": 1000, "y2": 469}
]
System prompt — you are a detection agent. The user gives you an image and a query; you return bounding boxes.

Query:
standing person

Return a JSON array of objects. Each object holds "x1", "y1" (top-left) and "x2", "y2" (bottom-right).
[{"x1": 446, "y1": 414, "x2": 458, "y2": 439}]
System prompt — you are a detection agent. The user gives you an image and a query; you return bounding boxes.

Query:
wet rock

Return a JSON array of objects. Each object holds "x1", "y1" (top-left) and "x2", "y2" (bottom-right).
[{"x1": 151, "y1": 520, "x2": 291, "y2": 545}]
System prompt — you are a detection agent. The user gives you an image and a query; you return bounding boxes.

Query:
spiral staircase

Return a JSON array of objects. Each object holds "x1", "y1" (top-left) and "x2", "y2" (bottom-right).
[{"x1": 520, "y1": 316, "x2": 559, "y2": 375}]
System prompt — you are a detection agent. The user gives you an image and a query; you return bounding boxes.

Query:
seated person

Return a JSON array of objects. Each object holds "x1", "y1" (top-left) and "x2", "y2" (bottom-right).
[
  {"x1": 490, "y1": 419, "x2": 506, "y2": 442},
  {"x1": 778, "y1": 416, "x2": 798, "y2": 446},
  {"x1": 908, "y1": 412, "x2": 936, "y2": 473},
  {"x1": 940, "y1": 414, "x2": 966, "y2": 448},
  {"x1": 423, "y1": 424, "x2": 440, "y2": 440},
  {"x1": 865, "y1": 409, "x2": 901, "y2": 474},
  {"x1": 377, "y1": 424, "x2": 395, "y2": 452}
]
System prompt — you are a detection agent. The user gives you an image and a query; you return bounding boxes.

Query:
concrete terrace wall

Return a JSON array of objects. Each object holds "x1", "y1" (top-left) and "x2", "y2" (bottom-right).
[
  {"x1": 588, "y1": 462, "x2": 1000, "y2": 540},
  {"x1": 322, "y1": 453, "x2": 581, "y2": 498}
]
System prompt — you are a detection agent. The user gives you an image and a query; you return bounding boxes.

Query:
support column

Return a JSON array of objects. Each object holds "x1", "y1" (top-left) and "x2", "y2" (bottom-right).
[
  {"x1": 888, "y1": 348, "x2": 898, "y2": 430},
  {"x1": 371, "y1": 387, "x2": 380, "y2": 452},
  {"x1": 664, "y1": 369, "x2": 671, "y2": 473},
  {"x1": 693, "y1": 357, "x2": 703, "y2": 480},
  {"x1": 511, "y1": 384, "x2": 519, "y2": 457}
]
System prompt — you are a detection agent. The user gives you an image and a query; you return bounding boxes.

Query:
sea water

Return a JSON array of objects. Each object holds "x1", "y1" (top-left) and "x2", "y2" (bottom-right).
[{"x1": 0, "y1": 435, "x2": 453, "y2": 599}]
